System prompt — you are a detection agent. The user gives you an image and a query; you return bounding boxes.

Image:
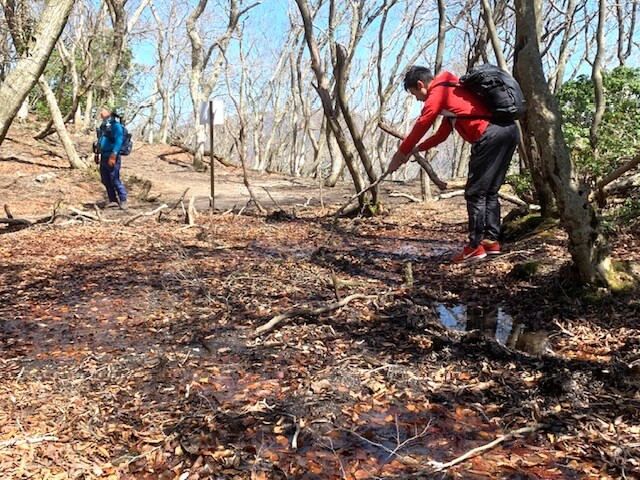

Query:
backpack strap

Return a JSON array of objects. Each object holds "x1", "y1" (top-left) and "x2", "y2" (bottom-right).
[
  {"x1": 432, "y1": 81, "x2": 459, "y2": 88},
  {"x1": 430, "y1": 81, "x2": 492, "y2": 120}
]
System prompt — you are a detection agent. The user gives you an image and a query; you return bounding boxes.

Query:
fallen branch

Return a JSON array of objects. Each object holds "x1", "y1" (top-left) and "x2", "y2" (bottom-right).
[
  {"x1": 168, "y1": 188, "x2": 190, "y2": 213},
  {"x1": 256, "y1": 293, "x2": 376, "y2": 335},
  {"x1": 0, "y1": 217, "x2": 33, "y2": 227},
  {"x1": 435, "y1": 189, "x2": 465, "y2": 200},
  {"x1": 596, "y1": 153, "x2": 640, "y2": 193},
  {"x1": 0, "y1": 435, "x2": 59, "y2": 448},
  {"x1": 262, "y1": 186, "x2": 285, "y2": 212},
  {"x1": 69, "y1": 207, "x2": 101, "y2": 221},
  {"x1": 123, "y1": 204, "x2": 169, "y2": 226},
  {"x1": 498, "y1": 191, "x2": 528, "y2": 207},
  {"x1": 389, "y1": 191, "x2": 422, "y2": 203},
  {"x1": 407, "y1": 423, "x2": 548, "y2": 477}
]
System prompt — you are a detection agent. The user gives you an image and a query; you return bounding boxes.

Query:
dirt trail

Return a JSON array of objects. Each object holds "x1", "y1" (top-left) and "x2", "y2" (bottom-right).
[{"x1": 1, "y1": 123, "x2": 417, "y2": 218}]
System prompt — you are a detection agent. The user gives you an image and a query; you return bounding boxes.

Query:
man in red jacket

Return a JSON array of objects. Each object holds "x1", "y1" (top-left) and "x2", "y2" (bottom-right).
[{"x1": 388, "y1": 66, "x2": 519, "y2": 262}]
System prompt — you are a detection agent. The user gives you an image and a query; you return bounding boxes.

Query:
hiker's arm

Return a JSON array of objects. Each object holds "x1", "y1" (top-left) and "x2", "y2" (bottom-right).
[
  {"x1": 417, "y1": 118, "x2": 453, "y2": 151},
  {"x1": 398, "y1": 88, "x2": 446, "y2": 155}
]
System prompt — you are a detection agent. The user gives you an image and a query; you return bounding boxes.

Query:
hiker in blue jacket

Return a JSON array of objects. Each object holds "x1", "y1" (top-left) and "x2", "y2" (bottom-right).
[{"x1": 97, "y1": 103, "x2": 128, "y2": 210}]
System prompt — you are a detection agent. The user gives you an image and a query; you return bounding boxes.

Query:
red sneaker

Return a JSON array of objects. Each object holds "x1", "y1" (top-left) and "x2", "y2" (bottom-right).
[
  {"x1": 453, "y1": 244, "x2": 487, "y2": 263},
  {"x1": 481, "y1": 239, "x2": 501, "y2": 255}
]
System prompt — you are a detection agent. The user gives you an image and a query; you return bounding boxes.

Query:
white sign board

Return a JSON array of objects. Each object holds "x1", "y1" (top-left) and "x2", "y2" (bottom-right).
[{"x1": 199, "y1": 99, "x2": 224, "y2": 125}]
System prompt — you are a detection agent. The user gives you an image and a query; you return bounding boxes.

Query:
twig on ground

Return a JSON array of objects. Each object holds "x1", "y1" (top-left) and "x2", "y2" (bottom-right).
[
  {"x1": 123, "y1": 204, "x2": 169, "y2": 226},
  {"x1": 125, "y1": 445, "x2": 165, "y2": 466},
  {"x1": 344, "y1": 419, "x2": 430, "y2": 466},
  {"x1": 69, "y1": 207, "x2": 101, "y2": 221},
  {"x1": 407, "y1": 423, "x2": 549, "y2": 477},
  {"x1": 256, "y1": 293, "x2": 376, "y2": 335},
  {"x1": 0, "y1": 435, "x2": 59, "y2": 448},
  {"x1": 389, "y1": 191, "x2": 422, "y2": 203}
]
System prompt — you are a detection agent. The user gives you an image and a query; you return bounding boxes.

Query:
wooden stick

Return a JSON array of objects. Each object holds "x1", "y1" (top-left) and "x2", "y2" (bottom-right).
[
  {"x1": 0, "y1": 435, "x2": 59, "y2": 448},
  {"x1": 407, "y1": 423, "x2": 548, "y2": 477},
  {"x1": 0, "y1": 217, "x2": 33, "y2": 226},
  {"x1": 69, "y1": 207, "x2": 100, "y2": 221},
  {"x1": 389, "y1": 192, "x2": 422, "y2": 203},
  {"x1": 123, "y1": 204, "x2": 169, "y2": 226},
  {"x1": 256, "y1": 293, "x2": 375, "y2": 335}
]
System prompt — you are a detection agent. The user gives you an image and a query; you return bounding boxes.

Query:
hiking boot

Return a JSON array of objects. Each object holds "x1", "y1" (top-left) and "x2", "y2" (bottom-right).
[
  {"x1": 119, "y1": 202, "x2": 128, "y2": 210},
  {"x1": 453, "y1": 244, "x2": 487, "y2": 263},
  {"x1": 481, "y1": 239, "x2": 501, "y2": 255},
  {"x1": 105, "y1": 201, "x2": 119, "y2": 208}
]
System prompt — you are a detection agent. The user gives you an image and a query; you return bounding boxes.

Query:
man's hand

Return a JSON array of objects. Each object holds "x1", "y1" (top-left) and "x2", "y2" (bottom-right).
[
  {"x1": 108, "y1": 153, "x2": 117, "y2": 168},
  {"x1": 388, "y1": 150, "x2": 408, "y2": 174}
]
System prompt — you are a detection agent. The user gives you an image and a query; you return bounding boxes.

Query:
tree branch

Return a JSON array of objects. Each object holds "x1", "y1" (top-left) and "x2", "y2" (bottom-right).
[
  {"x1": 256, "y1": 293, "x2": 376, "y2": 335},
  {"x1": 407, "y1": 423, "x2": 548, "y2": 477},
  {"x1": 377, "y1": 121, "x2": 447, "y2": 190}
]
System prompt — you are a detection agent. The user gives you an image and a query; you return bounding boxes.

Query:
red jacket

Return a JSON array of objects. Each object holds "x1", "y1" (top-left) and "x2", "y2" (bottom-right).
[{"x1": 399, "y1": 71, "x2": 491, "y2": 155}]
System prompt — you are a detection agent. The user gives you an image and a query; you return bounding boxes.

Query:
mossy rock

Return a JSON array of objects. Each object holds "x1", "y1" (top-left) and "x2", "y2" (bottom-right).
[
  {"x1": 507, "y1": 261, "x2": 541, "y2": 281},
  {"x1": 606, "y1": 260, "x2": 639, "y2": 295},
  {"x1": 502, "y1": 208, "x2": 559, "y2": 241}
]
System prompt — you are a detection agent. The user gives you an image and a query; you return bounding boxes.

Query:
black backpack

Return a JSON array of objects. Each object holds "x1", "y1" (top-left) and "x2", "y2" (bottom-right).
[
  {"x1": 440, "y1": 64, "x2": 527, "y2": 124},
  {"x1": 113, "y1": 115, "x2": 133, "y2": 155}
]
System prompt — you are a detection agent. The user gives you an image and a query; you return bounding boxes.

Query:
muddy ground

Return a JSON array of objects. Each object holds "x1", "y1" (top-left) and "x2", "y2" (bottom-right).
[{"x1": 1, "y1": 121, "x2": 639, "y2": 479}]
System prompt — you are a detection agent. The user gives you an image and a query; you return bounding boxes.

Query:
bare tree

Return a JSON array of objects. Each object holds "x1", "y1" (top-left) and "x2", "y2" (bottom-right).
[
  {"x1": 616, "y1": 0, "x2": 638, "y2": 66},
  {"x1": 95, "y1": 0, "x2": 151, "y2": 105},
  {"x1": 0, "y1": 0, "x2": 75, "y2": 145},
  {"x1": 547, "y1": 0, "x2": 577, "y2": 94},
  {"x1": 294, "y1": 0, "x2": 366, "y2": 203},
  {"x1": 514, "y1": 0, "x2": 614, "y2": 286},
  {"x1": 38, "y1": 76, "x2": 86, "y2": 168},
  {"x1": 186, "y1": 0, "x2": 258, "y2": 171},
  {"x1": 589, "y1": 0, "x2": 606, "y2": 160},
  {"x1": 224, "y1": 44, "x2": 265, "y2": 213},
  {"x1": 149, "y1": 0, "x2": 189, "y2": 144}
]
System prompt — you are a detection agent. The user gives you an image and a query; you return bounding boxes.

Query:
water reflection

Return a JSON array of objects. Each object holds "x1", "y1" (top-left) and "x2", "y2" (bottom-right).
[{"x1": 435, "y1": 304, "x2": 552, "y2": 355}]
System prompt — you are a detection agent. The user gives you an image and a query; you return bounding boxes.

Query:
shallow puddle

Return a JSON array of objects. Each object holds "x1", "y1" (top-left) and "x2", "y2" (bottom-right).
[{"x1": 435, "y1": 304, "x2": 552, "y2": 355}]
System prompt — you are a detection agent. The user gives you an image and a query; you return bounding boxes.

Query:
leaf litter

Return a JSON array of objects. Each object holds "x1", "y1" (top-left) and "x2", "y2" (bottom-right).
[{"x1": 1, "y1": 126, "x2": 639, "y2": 479}]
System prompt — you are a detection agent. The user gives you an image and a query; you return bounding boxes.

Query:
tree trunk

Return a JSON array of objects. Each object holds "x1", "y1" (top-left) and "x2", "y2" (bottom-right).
[
  {"x1": 38, "y1": 76, "x2": 87, "y2": 169},
  {"x1": 589, "y1": 0, "x2": 606, "y2": 159},
  {"x1": 514, "y1": 0, "x2": 612, "y2": 286},
  {"x1": 294, "y1": 0, "x2": 365, "y2": 201},
  {"x1": 0, "y1": 0, "x2": 75, "y2": 145}
]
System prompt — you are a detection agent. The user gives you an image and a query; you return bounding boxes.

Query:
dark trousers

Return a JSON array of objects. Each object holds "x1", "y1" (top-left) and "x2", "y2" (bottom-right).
[
  {"x1": 99, "y1": 151, "x2": 127, "y2": 203},
  {"x1": 465, "y1": 122, "x2": 519, "y2": 247}
]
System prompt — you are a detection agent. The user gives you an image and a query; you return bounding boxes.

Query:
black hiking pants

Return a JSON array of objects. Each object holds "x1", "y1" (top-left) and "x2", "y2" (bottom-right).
[{"x1": 465, "y1": 122, "x2": 519, "y2": 247}]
